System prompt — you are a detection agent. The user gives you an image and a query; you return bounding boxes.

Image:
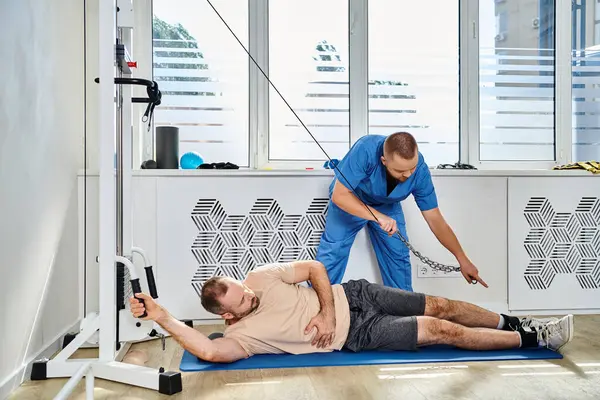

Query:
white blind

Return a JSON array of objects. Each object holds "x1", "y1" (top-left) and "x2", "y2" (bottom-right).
[
  {"x1": 479, "y1": 48, "x2": 556, "y2": 161},
  {"x1": 153, "y1": 38, "x2": 249, "y2": 166},
  {"x1": 572, "y1": 47, "x2": 600, "y2": 161},
  {"x1": 367, "y1": 0, "x2": 460, "y2": 166},
  {"x1": 368, "y1": 50, "x2": 460, "y2": 166},
  {"x1": 268, "y1": 0, "x2": 350, "y2": 162},
  {"x1": 269, "y1": 40, "x2": 350, "y2": 161}
]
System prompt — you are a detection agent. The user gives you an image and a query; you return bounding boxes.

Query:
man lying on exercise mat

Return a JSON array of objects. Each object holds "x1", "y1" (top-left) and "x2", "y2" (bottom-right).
[{"x1": 129, "y1": 260, "x2": 573, "y2": 363}]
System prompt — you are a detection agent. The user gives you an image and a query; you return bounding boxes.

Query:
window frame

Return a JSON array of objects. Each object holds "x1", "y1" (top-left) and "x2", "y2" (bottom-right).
[
  {"x1": 141, "y1": 0, "x2": 575, "y2": 171},
  {"x1": 467, "y1": 0, "x2": 573, "y2": 170}
]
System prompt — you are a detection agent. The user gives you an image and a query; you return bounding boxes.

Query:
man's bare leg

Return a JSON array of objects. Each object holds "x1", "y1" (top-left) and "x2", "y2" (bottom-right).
[
  {"x1": 424, "y1": 296, "x2": 519, "y2": 330},
  {"x1": 417, "y1": 316, "x2": 523, "y2": 350},
  {"x1": 416, "y1": 315, "x2": 574, "y2": 352}
]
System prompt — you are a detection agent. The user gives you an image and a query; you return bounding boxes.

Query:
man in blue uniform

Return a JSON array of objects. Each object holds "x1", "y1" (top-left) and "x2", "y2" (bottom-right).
[{"x1": 315, "y1": 132, "x2": 486, "y2": 291}]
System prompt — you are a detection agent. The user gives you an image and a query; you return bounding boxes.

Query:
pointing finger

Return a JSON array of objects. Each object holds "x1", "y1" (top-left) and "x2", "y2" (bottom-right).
[{"x1": 476, "y1": 275, "x2": 489, "y2": 288}]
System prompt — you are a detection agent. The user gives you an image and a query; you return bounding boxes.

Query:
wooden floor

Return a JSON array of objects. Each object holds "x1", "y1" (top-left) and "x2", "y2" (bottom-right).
[{"x1": 9, "y1": 315, "x2": 600, "y2": 400}]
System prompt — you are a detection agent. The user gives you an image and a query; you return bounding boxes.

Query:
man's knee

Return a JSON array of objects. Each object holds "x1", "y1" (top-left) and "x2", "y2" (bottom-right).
[
  {"x1": 417, "y1": 316, "x2": 461, "y2": 345},
  {"x1": 424, "y1": 296, "x2": 454, "y2": 320}
]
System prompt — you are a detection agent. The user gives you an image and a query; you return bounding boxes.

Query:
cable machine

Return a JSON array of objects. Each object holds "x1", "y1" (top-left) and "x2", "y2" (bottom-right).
[{"x1": 30, "y1": 1, "x2": 182, "y2": 397}]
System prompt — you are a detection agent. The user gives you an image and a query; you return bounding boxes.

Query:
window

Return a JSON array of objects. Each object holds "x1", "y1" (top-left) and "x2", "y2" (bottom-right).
[
  {"x1": 152, "y1": 0, "x2": 249, "y2": 167},
  {"x1": 143, "y1": 0, "x2": 587, "y2": 170},
  {"x1": 368, "y1": 0, "x2": 460, "y2": 166},
  {"x1": 268, "y1": 0, "x2": 349, "y2": 161},
  {"x1": 572, "y1": 0, "x2": 600, "y2": 162},
  {"x1": 479, "y1": 0, "x2": 556, "y2": 161}
]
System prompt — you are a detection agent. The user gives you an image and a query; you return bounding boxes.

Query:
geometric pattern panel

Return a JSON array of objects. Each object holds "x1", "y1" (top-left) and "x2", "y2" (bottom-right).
[
  {"x1": 189, "y1": 198, "x2": 328, "y2": 298},
  {"x1": 523, "y1": 196, "x2": 600, "y2": 290}
]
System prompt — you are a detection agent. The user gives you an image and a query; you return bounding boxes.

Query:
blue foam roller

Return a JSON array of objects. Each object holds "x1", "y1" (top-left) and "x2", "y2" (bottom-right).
[
  {"x1": 180, "y1": 151, "x2": 204, "y2": 169},
  {"x1": 179, "y1": 345, "x2": 562, "y2": 372}
]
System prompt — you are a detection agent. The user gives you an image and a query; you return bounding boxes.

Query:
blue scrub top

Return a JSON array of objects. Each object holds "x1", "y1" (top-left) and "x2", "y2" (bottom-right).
[{"x1": 330, "y1": 135, "x2": 438, "y2": 214}]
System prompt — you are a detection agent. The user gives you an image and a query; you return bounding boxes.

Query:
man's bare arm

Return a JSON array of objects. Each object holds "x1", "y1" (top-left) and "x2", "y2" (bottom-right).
[
  {"x1": 288, "y1": 261, "x2": 334, "y2": 314},
  {"x1": 421, "y1": 208, "x2": 467, "y2": 261},
  {"x1": 310, "y1": 262, "x2": 335, "y2": 317},
  {"x1": 287, "y1": 261, "x2": 337, "y2": 348},
  {"x1": 421, "y1": 208, "x2": 488, "y2": 287},
  {"x1": 332, "y1": 181, "x2": 398, "y2": 235},
  {"x1": 156, "y1": 313, "x2": 248, "y2": 363},
  {"x1": 332, "y1": 181, "x2": 380, "y2": 221},
  {"x1": 131, "y1": 293, "x2": 248, "y2": 363}
]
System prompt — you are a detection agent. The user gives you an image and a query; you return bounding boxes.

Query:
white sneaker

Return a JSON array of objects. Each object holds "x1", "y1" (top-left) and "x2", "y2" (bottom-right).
[
  {"x1": 521, "y1": 315, "x2": 559, "y2": 330},
  {"x1": 537, "y1": 314, "x2": 574, "y2": 351}
]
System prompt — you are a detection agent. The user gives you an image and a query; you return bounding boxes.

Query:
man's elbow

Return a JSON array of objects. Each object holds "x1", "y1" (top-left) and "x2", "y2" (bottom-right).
[
  {"x1": 197, "y1": 350, "x2": 230, "y2": 364},
  {"x1": 309, "y1": 260, "x2": 328, "y2": 278},
  {"x1": 331, "y1": 182, "x2": 348, "y2": 206},
  {"x1": 193, "y1": 348, "x2": 216, "y2": 363},
  {"x1": 202, "y1": 354, "x2": 225, "y2": 363},
  {"x1": 203, "y1": 351, "x2": 246, "y2": 364}
]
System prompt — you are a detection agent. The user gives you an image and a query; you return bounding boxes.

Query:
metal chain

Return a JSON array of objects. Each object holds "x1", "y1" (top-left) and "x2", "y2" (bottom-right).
[{"x1": 396, "y1": 231, "x2": 461, "y2": 273}]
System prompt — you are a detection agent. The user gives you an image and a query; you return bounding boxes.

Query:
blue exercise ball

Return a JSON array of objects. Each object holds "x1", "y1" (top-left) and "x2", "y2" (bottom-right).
[{"x1": 180, "y1": 151, "x2": 204, "y2": 169}]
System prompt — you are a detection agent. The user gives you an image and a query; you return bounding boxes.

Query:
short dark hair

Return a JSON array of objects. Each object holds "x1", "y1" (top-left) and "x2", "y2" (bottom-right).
[
  {"x1": 384, "y1": 132, "x2": 417, "y2": 160},
  {"x1": 200, "y1": 276, "x2": 229, "y2": 314}
]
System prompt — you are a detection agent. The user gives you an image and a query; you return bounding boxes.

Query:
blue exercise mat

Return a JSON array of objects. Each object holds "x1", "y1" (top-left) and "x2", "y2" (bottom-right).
[{"x1": 179, "y1": 345, "x2": 562, "y2": 372}]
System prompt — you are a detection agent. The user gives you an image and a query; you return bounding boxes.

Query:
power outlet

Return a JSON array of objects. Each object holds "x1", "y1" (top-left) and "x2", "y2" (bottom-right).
[{"x1": 417, "y1": 263, "x2": 462, "y2": 278}]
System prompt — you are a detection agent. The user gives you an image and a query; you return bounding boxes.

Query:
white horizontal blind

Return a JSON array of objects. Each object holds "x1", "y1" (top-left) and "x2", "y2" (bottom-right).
[
  {"x1": 572, "y1": 47, "x2": 600, "y2": 161},
  {"x1": 268, "y1": 0, "x2": 350, "y2": 162},
  {"x1": 153, "y1": 38, "x2": 249, "y2": 166},
  {"x1": 367, "y1": 0, "x2": 460, "y2": 167},
  {"x1": 479, "y1": 48, "x2": 556, "y2": 161},
  {"x1": 368, "y1": 53, "x2": 460, "y2": 166},
  {"x1": 152, "y1": 0, "x2": 249, "y2": 167},
  {"x1": 268, "y1": 42, "x2": 350, "y2": 161}
]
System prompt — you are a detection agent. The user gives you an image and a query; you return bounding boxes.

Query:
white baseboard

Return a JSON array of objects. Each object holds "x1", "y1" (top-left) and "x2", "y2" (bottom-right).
[{"x1": 0, "y1": 319, "x2": 80, "y2": 400}]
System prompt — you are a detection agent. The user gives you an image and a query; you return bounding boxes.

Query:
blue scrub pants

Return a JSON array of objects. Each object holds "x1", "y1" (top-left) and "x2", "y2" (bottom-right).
[{"x1": 315, "y1": 201, "x2": 413, "y2": 291}]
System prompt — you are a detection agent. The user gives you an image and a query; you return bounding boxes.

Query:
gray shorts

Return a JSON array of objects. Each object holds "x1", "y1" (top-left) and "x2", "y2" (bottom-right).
[{"x1": 341, "y1": 279, "x2": 426, "y2": 352}]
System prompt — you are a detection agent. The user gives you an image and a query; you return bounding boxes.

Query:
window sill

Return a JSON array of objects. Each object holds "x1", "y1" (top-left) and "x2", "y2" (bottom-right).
[{"x1": 78, "y1": 168, "x2": 596, "y2": 177}]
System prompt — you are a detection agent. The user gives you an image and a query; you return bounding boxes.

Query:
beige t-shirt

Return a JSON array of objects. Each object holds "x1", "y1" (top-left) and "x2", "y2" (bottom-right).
[{"x1": 223, "y1": 263, "x2": 351, "y2": 357}]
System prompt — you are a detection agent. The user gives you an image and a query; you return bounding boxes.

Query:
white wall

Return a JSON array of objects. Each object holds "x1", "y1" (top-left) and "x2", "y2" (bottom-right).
[{"x1": 0, "y1": 0, "x2": 85, "y2": 397}]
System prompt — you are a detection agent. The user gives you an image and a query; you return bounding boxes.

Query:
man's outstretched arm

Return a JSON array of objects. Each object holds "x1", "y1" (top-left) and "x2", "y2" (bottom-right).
[
  {"x1": 421, "y1": 208, "x2": 488, "y2": 288},
  {"x1": 412, "y1": 166, "x2": 487, "y2": 288},
  {"x1": 130, "y1": 293, "x2": 248, "y2": 363}
]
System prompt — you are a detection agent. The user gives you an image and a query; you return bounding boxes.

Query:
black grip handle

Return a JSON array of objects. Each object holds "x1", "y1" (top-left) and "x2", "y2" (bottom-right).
[
  {"x1": 144, "y1": 266, "x2": 159, "y2": 299},
  {"x1": 130, "y1": 278, "x2": 147, "y2": 318}
]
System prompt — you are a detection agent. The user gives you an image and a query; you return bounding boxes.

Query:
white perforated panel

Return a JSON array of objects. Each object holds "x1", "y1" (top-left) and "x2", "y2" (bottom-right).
[
  {"x1": 522, "y1": 197, "x2": 600, "y2": 291},
  {"x1": 508, "y1": 177, "x2": 600, "y2": 311},
  {"x1": 189, "y1": 198, "x2": 328, "y2": 298}
]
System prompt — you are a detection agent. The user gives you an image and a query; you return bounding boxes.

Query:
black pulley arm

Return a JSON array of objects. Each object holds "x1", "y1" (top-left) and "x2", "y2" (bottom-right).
[{"x1": 94, "y1": 77, "x2": 162, "y2": 126}]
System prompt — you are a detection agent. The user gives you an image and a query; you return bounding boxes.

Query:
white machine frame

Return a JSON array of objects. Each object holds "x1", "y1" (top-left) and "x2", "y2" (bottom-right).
[{"x1": 29, "y1": 1, "x2": 183, "y2": 397}]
